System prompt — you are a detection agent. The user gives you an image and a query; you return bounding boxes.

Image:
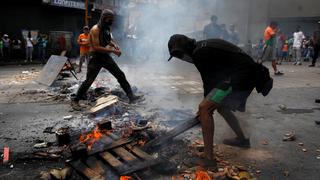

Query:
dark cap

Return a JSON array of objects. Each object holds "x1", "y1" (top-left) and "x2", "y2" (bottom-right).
[
  {"x1": 83, "y1": 26, "x2": 89, "y2": 30},
  {"x1": 101, "y1": 9, "x2": 114, "y2": 17}
]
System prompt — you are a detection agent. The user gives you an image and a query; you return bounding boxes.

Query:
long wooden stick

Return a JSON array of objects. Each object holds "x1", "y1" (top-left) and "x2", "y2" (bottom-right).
[{"x1": 143, "y1": 117, "x2": 200, "y2": 150}]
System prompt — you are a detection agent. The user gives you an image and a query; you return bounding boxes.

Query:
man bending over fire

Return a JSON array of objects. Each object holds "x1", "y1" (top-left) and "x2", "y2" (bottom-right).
[{"x1": 167, "y1": 34, "x2": 273, "y2": 167}]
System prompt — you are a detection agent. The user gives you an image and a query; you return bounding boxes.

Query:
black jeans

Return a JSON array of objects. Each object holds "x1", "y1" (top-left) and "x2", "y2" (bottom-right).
[
  {"x1": 75, "y1": 53, "x2": 133, "y2": 101},
  {"x1": 312, "y1": 44, "x2": 320, "y2": 65}
]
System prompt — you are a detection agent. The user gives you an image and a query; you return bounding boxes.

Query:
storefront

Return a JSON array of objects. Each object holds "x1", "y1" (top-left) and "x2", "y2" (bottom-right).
[{"x1": 0, "y1": 0, "x2": 100, "y2": 57}]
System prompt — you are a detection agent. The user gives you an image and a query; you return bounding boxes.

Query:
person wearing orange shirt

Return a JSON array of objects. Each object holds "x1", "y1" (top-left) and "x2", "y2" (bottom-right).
[
  {"x1": 77, "y1": 26, "x2": 90, "y2": 73},
  {"x1": 260, "y1": 21, "x2": 283, "y2": 75}
]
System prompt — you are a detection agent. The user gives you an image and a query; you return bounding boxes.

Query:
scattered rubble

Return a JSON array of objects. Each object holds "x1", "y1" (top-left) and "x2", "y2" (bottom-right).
[
  {"x1": 278, "y1": 104, "x2": 287, "y2": 111},
  {"x1": 63, "y1": 115, "x2": 73, "y2": 120},
  {"x1": 33, "y1": 142, "x2": 51, "y2": 149},
  {"x1": 283, "y1": 131, "x2": 296, "y2": 141}
]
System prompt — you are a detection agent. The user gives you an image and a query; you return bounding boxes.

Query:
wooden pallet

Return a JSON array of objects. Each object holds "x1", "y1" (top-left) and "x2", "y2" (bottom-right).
[{"x1": 68, "y1": 134, "x2": 161, "y2": 179}]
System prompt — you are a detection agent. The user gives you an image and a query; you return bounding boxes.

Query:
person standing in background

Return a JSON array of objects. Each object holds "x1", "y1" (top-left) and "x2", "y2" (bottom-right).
[
  {"x1": 292, "y1": 25, "x2": 305, "y2": 65},
  {"x1": 220, "y1": 24, "x2": 230, "y2": 41},
  {"x1": 228, "y1": 24, "x2": 240, "y2": 45},
  {"x1": 276, "y1": 30, "x2": 286, "y2": 65},
  {"x1": 260, "y1": 21, "x2": 283, "y2": 75},
  {"x1": 0, "y1": 36, "x2": 4, "y2": 59},
  {"x1": 37, "y1": 34, "x2": 48, "y2": 64},
  {"x1": 12, "y1": 36, "x2": 22, "y2": 63},
  {"x1": 203, "y1": 15, "x2": 222, "y2": 39},
  {"x1": 2, "y1": 34, "x2": 11, "y2": 60},
  {"x1": 77, "y1": 26, "x2": 90, "y2": 73},
  {"x1": 25, "y1": 32, "x2": 34, "y2": 63},
  {"x1": 309, "y1": 21, "x2": 320, "y2": 67}
]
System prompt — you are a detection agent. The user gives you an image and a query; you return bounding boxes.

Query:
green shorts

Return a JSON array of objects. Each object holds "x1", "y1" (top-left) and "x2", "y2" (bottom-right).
[
  {"x1": 206, "y1": 84, "x2": 252, "y2": 112},
  {"x1": 207, "y1": 87, "x2": 232, "y2": 104}
]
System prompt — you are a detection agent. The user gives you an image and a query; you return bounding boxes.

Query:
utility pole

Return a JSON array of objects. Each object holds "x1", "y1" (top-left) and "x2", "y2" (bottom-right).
[
  {"x1": 85, "y1": 0, "x2": 94, "y2": 26},
  {"x1": 85, "y1": 0, "x2": 89, "y2": 26}
]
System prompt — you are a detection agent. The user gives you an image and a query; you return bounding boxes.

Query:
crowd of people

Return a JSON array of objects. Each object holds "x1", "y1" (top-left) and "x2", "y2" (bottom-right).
[
  {"x1": 262, "y1": 21, "x2": 320, "y2": 71},
  {"x1": 0, "y1": 32, "x2": 48, "y2": 64},
  {"x1": 203, "y1": 15, "x2": 320, "y2": 76}
]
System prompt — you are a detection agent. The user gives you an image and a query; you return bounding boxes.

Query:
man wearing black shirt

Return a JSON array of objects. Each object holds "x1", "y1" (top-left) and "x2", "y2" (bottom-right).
[
  {"x1": 168, "y1": 34, "x2": 273, "y2": 166},
  {"x1": 71, "y1": 9, "x2": 141, "y2": 110}
]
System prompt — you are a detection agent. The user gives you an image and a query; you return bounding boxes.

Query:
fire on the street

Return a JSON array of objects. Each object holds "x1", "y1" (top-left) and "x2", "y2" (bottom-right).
[
  {"x1": 120, "y1": 176, "x2": 131, "y2": 180},
  {"x1": 195, "y1": 170, "x2": 211, "y2": 180},
  {"x1": 79, "y1": 127, "x2": 110, "y2": 150}
]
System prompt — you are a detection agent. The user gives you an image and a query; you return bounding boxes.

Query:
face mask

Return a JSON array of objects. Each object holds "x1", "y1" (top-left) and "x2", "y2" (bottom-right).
[
  {"x1": 171, "y1": 50, "x2": 193, "y2": 63},
  {"x1": 104, "y1": 19, "x2": 113, "y2": 26},
  {"x1": 179, "y1": 54, "x2": 193, "y2": 63}
]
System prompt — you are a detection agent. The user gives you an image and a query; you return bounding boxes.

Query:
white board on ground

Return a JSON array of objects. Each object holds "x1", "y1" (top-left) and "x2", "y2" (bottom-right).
[{"x1": 36, "y1": 55, "x2": 68, "y2": 86}]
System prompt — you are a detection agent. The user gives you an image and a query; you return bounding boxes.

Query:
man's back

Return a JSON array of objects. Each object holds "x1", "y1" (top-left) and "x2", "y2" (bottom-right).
[{"x1": 192, "y1": 39, "x2": 257, "y2": 94}]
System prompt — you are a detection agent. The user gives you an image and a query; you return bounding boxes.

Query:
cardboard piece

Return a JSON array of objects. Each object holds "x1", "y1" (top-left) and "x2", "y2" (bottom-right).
[{"x1": 36, "y1": 55, "x2": 68, "y2": 86}]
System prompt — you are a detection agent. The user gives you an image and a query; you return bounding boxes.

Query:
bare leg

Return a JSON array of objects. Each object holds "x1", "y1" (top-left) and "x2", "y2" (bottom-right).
[
  {"x1": 217, "y1": 107, "x2": 246, "y2": 140},
  {"x1": 198, "y1": 99, "x2": 216, "y2": 160},
  {"x1": 272, "y1": 60, "x2": 277, "y2": 73}
]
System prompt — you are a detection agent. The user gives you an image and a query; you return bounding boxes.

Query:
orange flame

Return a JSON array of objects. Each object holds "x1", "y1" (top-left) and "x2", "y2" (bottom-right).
[
  {"x1": 195, "y1": 170, "x2": 211, "y2": 180},
  {"x1": 120, "y1": 176, "x2": 131, "y2": 180},
  {"x1": 80, "y1": 127, "x2": 110, "y2": 151},
  {"x1": 137, "y1": 139, "x2": 146, "y2": 147}
]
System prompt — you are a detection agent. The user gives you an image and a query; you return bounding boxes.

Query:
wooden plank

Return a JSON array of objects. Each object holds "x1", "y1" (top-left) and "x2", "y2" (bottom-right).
[
  {"x1": 90, "y1": 96, "x2": 118, "y2": 114},
  {"x1": 85, "y1": 156, "x2": 106, "y2": 176},
  {"x1": 69, "y1": 160, "x2": 104, "y2": 180},
  {"x1": 112, "y1": 147, "x2": 137, "y2": 162},
  {"x1": 143, "y1": 117, "x2": 199, "y2": 149},
  {"x1": 126, "y1": 145, "x2": 153, "y2": 160},
  {"x1": 99, "y1": 151, "x2": 123, "y2": 169},
  {"x1": 118, "y1": 159, "x2": 163, "y2": 175},
  {"x1": 88, "y1": 137, "x2": 133, "y2": 156}
]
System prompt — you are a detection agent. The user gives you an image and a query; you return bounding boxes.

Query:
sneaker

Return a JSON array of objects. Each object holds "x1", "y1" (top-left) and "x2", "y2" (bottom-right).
[
  {"x1": 71, "y1": 100, "x2": 82, "y2": 111},
  {"x1": 274, "y1": 71, "x2": 284, "y2": 76},
  {"x1": 309, "y1": 64, "x2": 315, "y2": 67},
  {"x1": 315, "y1": 99, "x2": 320, "y2": 103},
  {"x1": 297, "y1": 62, "x2": 302, "y2": 65},
  {"x1": 223, "y1": 137, "x2": 250, "y2": 148},
  {"x1": 293, "y1": 62, "x2": 297, "y2": 65}
]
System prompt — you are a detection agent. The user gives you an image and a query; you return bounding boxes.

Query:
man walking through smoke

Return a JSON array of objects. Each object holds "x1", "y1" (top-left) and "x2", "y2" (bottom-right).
[
  {"x1": 71, "y1": 9, "x2": 141, "y2": 110},
  {"x1": 167, "y1": 34, "x2": 273, "y2": 167}
]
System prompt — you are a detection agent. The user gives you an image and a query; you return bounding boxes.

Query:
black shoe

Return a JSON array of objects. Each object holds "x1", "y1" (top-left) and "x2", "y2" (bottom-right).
[
  {"x1": 315, "y1": 99, "x2": 320, "y2": 103},
  {"x1": 309, "y1": 64, "x2": 315, "y2": 67},
  {"x1": 71, "y1": 100, "x2": 82, "y2": 111},
  {"x1": 223, "y1": 137, "x2": 250, "y2": 148},
  {"x1": 274, "y1": 71, "x2": 284, "y2": 76},
  {"x1": 129, "y1": 94, "x2": 144, "y2": 104}
]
